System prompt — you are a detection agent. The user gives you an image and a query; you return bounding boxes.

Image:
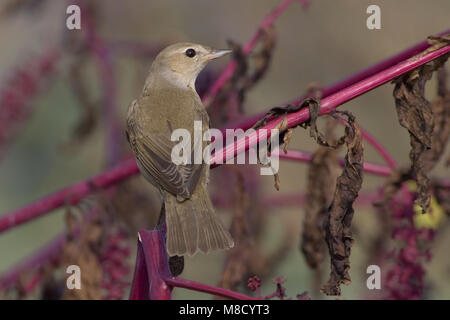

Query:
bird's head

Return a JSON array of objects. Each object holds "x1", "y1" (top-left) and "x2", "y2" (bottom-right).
[{"x1": 151, "y1": 42, "x2": 231, "y2": 89}]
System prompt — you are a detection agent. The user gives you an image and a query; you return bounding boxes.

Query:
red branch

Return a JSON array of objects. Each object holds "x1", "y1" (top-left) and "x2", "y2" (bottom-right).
[
  {"x1": 224, "y1": 28, "x2": 450, "y2": 133},
  {"x1": 210, "y1": 45, "x2": 450, "y2": 165},
  {"x1": 129, "y1": 230, "x2": 172, "y2": 300},
  {"x1": 165, "y1": 277, "x2": 257, "y2": 300},
  {"x1": 0, "y1": 158, "x2": 139, "y2": 233}
]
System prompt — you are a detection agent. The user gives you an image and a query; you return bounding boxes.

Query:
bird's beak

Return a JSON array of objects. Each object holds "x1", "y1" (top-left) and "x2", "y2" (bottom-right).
[{"x1": 205, "y1": 49, "x2": 232, "y2": 60}]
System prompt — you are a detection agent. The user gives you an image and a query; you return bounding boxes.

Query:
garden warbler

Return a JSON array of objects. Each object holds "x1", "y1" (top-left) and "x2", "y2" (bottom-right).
[{"x1": 126, "y1": 43, "x2": 234, "y2": 256}]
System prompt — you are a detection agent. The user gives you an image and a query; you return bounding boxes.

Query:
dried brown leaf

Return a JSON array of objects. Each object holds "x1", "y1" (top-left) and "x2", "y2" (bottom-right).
[
  {"x1": 393, "y1": 48, "x2": 449, "y2": 212},
  {"x1": 321, "y1": 111, "x2": 364, "y2": 296},
  {"x1": 423, "y1": 67, "x2": 450, "y2": 170}
]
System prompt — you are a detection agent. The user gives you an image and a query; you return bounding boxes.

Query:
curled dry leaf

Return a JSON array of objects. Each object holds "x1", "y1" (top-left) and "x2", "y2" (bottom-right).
[
  {"x1": 299, "y1": 99, "x2": 346, "y2": 149},
  {"x1": 244, "y1": 26, "x2": 276, "y2": 89},
  {"x1": 321, "y1": 111, "x2": 364, "y2": 296},
  {"x1": 392, "y1": 36, "x2": 449, "y2": 213},
  {"x1": 227, "y1": 26, "x2": 276, "y2": 109},
  {"x1": 423, "y1": 67, "x2": 450, "y2": 170}
]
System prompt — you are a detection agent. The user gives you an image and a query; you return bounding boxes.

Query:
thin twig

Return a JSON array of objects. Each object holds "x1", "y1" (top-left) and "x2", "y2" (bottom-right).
[
  {"x1": 165, "y1": 277, "x2": 258, "y2": 300},
  {"x1": 0, "y1": 159, "x2": 139, "y2": 233}
]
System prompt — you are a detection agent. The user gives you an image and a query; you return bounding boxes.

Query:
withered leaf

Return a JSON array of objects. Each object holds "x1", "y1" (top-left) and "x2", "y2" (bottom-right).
[
  {"x1": 392, "y1": 46, "x2": 449, "y2": 212},
  {"x1": 423, "y1": 67, "x2": 450, "y2": 171},
  {"x1": 245, "y1": 26, "x2": 276, "y2": 88},
  {"x1": 300, "y1": 99, "x2": 346, "y2": 149},
  {"x1": 253, "y1": 95, "x2": 344, "y2": 150},
  {"x1": 321, "y1": 111, "x2": 364, "y2": 296}
]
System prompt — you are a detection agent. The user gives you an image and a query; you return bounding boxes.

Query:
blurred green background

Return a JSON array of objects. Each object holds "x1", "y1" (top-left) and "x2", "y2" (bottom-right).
[{"x1": 0, "y1": 0, "x2": 449, "y2": 299}]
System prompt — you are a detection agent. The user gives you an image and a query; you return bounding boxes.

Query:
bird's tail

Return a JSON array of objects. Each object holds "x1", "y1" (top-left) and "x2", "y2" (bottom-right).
[{"x1": 164, "y1": 186, "x2": 234, "y2": 256}]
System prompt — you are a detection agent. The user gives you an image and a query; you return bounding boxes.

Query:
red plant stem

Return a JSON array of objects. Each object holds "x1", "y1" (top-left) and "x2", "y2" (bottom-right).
[
  {"x1": 129, "y1": 230, "x2": 172, "y2": 300},
  {"x1": 202, "y1": 0, "x2": 309, "y2": 106},
  {"x1": 220, "y1": 29, "x2": 450, "y2": 169},
  {"x1": 279, "y1": 149, "x2": 392, "y2": 176},
  {"x1": 209, "y1": 45, "x2": 450, "y2": 165},
  {"x1": 165, "y1": 277, "x2": 257, "y2": 300},
  {"x1": 224, "y1": 28, "x2": 450, "y2": 132},
  {"x1": 0, "y1": 158, "x2": 139, "y2": 233},
  {"x1": 128, "y1": 235, "x2": 149, "y2": 299}
]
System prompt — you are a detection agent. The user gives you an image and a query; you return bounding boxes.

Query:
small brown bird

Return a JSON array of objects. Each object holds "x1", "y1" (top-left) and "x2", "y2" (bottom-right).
[{"x1": 126, "y1": 43, "x2": 234, "y2": 256}]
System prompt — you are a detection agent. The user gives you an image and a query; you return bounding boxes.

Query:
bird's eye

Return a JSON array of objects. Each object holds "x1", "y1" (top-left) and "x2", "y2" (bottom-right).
[{"x1": 185, "y1": 48, "x2": 196, "y2": 58}]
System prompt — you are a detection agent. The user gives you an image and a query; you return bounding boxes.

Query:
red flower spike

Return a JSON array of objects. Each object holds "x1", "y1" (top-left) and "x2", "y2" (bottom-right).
[{"x1": 247, "y1": 276, "x2": 261, "y2": 292}]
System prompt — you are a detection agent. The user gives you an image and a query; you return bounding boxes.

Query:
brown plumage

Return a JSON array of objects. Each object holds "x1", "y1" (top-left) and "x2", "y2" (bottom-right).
[{"x1": 126, "y1": 43, "x2": 234, "y2": 256}]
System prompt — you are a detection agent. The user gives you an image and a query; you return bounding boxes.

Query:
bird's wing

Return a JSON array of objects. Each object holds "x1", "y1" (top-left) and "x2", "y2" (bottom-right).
[{"x1": 126, "y1": 103, "x2": 203, "y2": 200}]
